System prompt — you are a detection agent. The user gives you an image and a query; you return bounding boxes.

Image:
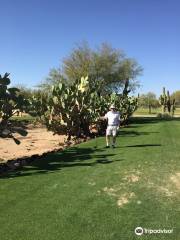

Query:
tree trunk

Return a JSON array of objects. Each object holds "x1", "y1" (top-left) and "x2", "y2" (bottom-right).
[{"x1": 148, "y1": 105, "x2": 151, "y2": 114}]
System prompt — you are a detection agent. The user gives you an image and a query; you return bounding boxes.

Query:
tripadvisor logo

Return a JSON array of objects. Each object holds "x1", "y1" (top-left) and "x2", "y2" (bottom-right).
[
  {"x1": 135, "y1": 226, "x2": 173, "y2": 236},
  {"x1": 135, "y1": 227, "x2": 143, "y2": 236}
]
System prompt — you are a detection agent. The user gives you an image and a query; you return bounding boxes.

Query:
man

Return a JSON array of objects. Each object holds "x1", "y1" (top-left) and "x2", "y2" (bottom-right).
[{"x1": 101, "y1": 104, "x2": 120, "y2": 148}]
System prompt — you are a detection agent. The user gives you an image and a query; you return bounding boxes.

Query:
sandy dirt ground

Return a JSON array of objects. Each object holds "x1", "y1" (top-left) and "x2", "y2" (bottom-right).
[{"x1": 0, "y1": 125, "x2": 66, "y2": 163}]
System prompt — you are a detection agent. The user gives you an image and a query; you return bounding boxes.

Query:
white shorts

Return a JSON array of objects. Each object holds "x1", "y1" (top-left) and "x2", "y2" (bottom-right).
[{"x1": 106, "y1": 126, "x2": 118, "y2": 136}]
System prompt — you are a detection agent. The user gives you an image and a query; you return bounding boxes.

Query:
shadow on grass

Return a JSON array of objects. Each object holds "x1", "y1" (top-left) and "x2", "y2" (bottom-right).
[
  {"x1": 125, "y1": 144, "x2": 161, "y2": 148},
  {"x1": 129, "y1": 117, "x2": 159, "y2": 125},
  {"x1": 120, "y1": 116, "x2": 180, "y2": 137},
  {"x1": 119, "y1": 130, "x2": 159, "y2": 137},
  {"x1": 1, "y1": 146, "x2": 121, "y2": 179},
  {"x1": 130, "y1": 116, "x2": 180, "y2": 125},
  {"x1": 2, "y1": 117, "x2": 169, "y2": 179}
]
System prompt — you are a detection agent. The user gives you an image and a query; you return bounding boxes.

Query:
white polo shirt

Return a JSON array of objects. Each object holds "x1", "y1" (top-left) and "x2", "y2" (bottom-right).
[{"x1": 105, "y1": 111, "x2": 120, "y2": 126}]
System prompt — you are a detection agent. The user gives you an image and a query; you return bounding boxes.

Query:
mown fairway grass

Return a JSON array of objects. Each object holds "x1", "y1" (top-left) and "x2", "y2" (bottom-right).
[
  {"x1": 0, "y1": 117, "x2": 180, "y2": 240},
  {"x1": 134, "y1": 107, "x2": 180, "y2": 116}
]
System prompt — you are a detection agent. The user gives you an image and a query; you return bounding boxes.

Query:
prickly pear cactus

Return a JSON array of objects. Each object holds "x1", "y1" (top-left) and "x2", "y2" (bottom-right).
[
  {"x1": 0, "y1": 73, "x2": 28, "y2": 141},
  {"x1": 45, "y1": 76, "x2": 138, "y2": 139},
  {"x1": 28, "y1": 93, "x2": 48, "y2": 120},
  {"x1": 46, "y1": 76, "x2": 97, "y2": 139}
]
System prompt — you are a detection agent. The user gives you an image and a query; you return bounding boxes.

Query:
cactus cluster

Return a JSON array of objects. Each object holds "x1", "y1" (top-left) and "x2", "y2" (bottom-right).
[
  {"x1": 45, "y1": 76, "x2": 138, "y2": 139},
  {"x1": 108, "y1": 79, "x2": 138, "y2": 124},
  {"x1": 159, "y1": 87, "x2": 175, "y2": 115},
  {"x1": 28, "y1": 93, "x2": 48, "y2": 120},
  {"x1": 0, "y1": 73, "x2": 27, "y2": 140},
  {"x1": 0, "y1": 73, "x2": 138, "y2": 140},
  {"x1": 46, "y1": 76, "x2": 101, "y2": 139}
]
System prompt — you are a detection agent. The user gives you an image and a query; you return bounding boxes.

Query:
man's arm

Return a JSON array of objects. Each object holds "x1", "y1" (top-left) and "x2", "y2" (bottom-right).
[
  {"x1": 99, "y1": 113, "x2": 108, "y2": 121},
  {"x1": 117, "y1": 112, "x2": 121, "y2": 129},
  {"x1": 99, "y1": 116, "x2": 107, "y2": 120}
]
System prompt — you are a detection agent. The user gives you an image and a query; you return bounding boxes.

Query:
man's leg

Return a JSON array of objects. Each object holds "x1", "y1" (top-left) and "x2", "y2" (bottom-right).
[
  {"x1": 106, "y1": 127, "x2": 111, "y2": 148},
  {"x1": 106, "y1": 135, "x2": 110, "y2": 147},
  {"x1": 112, "y1": 127, "x2": 117, "y2": 147},
  {"x1": 112, "y1": 136, "x2": 116, "y2": 147}
]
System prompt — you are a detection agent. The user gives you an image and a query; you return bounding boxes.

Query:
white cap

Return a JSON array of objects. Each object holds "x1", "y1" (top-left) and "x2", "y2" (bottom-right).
[{"x1": 109, "y1": 104, "x2": 116, "y2": 109}]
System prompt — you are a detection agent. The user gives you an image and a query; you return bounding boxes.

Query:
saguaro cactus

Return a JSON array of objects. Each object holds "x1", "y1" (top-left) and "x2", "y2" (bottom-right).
[
  {"x1": 171, "y1": 99, "x2": 176, "y2": 116},
  {"x1": 159, "y1": 87, "x2": 175, "y2": 115},
  {"x1": 159, "y1": 87, "x2": 167, "y2": 113},
  {"x1": 167, "y1": 90, "x2": 171, "y2": 113}
]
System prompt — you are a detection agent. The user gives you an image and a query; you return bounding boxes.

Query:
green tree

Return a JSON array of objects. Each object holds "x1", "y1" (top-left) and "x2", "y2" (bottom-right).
[
  {"x1": 42, "y1": 42, "x2": 142, "y2": 94},
  {"x1": 63, "y1": 42, "x2": 92, "y2": 82},
  {"x1": 13, "y1": 84, "x2": 33, "y2": 99},
  {"x1": 138, "y1": 92, "x2": 159, "y2": 113},
  {"x1": 38, "y1": 69, "x2": 66, "y2": 92},
  {"x1": 171, "y1": 90, "x2": 180, "y2": 106}
]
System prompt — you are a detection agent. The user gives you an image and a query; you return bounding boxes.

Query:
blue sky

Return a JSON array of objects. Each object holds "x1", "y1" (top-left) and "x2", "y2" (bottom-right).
[{"x1": 0, "y1": 0, "x2": 179, "y2": 96}]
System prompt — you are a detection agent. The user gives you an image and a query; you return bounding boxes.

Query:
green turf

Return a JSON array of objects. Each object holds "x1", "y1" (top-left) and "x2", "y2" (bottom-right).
[
  {"x1": 134, "y1": 107, "x2": 180, "y2": 115},
  {"x1": 0, "y1": 118, "x2": 180, "y2": 240}
]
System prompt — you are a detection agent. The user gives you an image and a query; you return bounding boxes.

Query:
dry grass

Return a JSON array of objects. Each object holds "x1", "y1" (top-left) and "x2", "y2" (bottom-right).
[{"x1": 170, "y1": 172, "x2": 180, "y2": 190}]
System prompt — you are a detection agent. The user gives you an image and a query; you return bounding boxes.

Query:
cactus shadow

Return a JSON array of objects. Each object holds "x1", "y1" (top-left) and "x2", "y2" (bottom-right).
[
  {"x1": 119, "y1": 130, "x2": 159, "y2": 137},
  {"x1": 1, "y1": 146, "x2": 118, "y2": 178},
  {"x1": 125, "y1": 144, "x2": 161, "y2": 148}
]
